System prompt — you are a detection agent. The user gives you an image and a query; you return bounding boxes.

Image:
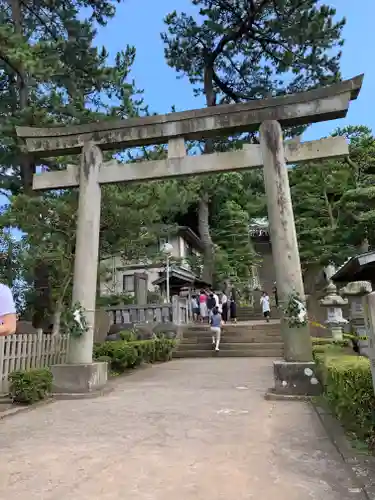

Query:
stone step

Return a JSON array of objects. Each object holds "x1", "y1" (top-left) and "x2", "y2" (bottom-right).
[
  {"x1": 236, "y1": 314, "x2": 280, "y2": 320},
  {"x1": 173, "y1": 349, "x2": 283, "y2": 358},
  {"x1": 237, "y1": 309, "x2": 281, "y2": 319},
  {"x1": 182, "y1": 336, "x2": 281, "y2": 343},
  {"x1": 180, "y1": 335, "x2": 282, "y2": 344},
  {"x1": 237, "y1": 314, "x2": 280, "y2": 322},
  {"x1": 183, "y1": 329, "x2": 281, "y2": 339},
  {"x1": 178, "y1": 342, "x2": 284, "y2": 351},
  {"x1": 184, "y1": 324, "x2": 281, "y2": 333}
]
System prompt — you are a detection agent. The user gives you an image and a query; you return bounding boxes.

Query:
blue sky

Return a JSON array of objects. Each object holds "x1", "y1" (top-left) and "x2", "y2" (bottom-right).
[
  {"x1": 95, "y1": 0, "x2": 374, "y2": 141},
  {"x1": 3, "y1": 0, "x2": 373, "y2": 223}
]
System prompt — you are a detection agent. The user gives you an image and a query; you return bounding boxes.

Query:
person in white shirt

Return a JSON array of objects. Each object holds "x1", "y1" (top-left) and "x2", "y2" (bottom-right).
[
  {"x1": 213, "y1": 292, "x2": 220, "y2": 311},
  {"x1": 260, "y1": 291, "x2": 271, "y2": 323}
]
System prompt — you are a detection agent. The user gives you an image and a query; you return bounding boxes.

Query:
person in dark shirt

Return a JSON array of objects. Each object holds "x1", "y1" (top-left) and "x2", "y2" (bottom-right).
[
  {"x1": 229, "y1": 292, "x2": 237, "y2": 323},
  {"x1": 273, "y1": 283, "x2": 279, "y2": 308}
]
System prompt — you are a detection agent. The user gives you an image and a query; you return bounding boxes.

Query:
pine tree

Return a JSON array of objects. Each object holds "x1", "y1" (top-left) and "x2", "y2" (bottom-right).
[
  {"x1": 161, "y1": 0, "x2": 345, "y2": 282},
  {"x1": 0, "y1": 0, "x2": 143, "y2": 193},
  {"x1": 0, "y1": 0, "x2": 144, "y2": 325}
]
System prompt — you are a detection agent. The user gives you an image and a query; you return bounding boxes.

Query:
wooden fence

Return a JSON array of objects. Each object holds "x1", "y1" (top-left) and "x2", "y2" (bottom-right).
[{"x1": 0, "y1": 332, "x2": 69, "y2": 394}]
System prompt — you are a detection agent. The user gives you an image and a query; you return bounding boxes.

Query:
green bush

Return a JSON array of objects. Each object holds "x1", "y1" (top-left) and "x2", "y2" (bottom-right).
[
  {"x1": 311, "y1": 337, "x2": 350, "y2": 361},
  {"x1": 93, "y1": 338, "x2": 176, "y2": 373},
  {"x1": 316, "y1": 352, "x2": 375, "y2": 444},
  {"x1": 312, "y1": 342, "x2": 346, "y2": 359},
  {"x1": 9, "y1": 368, "x2": 53, "y2": 405},
  {"x1": 311, "y1": 336, "x2": 349, "y2": 347},
  {"x1": 119, "y1": 330, "x2": 137, "y2": 342}
]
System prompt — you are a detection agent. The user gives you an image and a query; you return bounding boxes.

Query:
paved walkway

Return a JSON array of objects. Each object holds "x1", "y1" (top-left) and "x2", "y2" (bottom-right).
[{"x1": 0, "y1": 358, "x2": 366, "y2": 499}]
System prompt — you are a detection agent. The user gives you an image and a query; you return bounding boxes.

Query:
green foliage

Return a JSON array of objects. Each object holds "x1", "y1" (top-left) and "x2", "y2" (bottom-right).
[
  {"x1": 311, "y1": 337, "x2": 349, "y2": 347},
  {"x1": 213, "y1": 200, "x2": 258, "y2": 287},
  {"x1": 0, "y1": 229, "x2": 25, "y2": 313},
  {"x1": 0, "y1": 0, "x2": 144, "y2": 193},
  {"x1": 96, "y1": 293, "x2": 135, "y2": 308},
  {"x1": 161, "y1": 0, "x2": 345, "y2": 282},
  {"x1": 0, "y1": 192, "x2": 77, "y2": 318},
  {"x1": 315, "y1": 352, "x2": 375, "y2": 444},
  {"x1": 290, "y1": 126, "x2": 375, "y2": 266},
  {"x1": 283, "y1": 291, "x2": 307, "y2": 328},
  {"x1": 119, "y1": 329, "x2": 137, "y2": 342},
  {"x1": 93, "y1": 338, "x2": 176, "y2": 372},
  {"x1": 62, "y1": 302, "x2": 88, "y2": 338},
  {"x1": 8, "y1": 368, "x2": 53, "y2": 405},
  {"x1": 0, "y1": 0, "x2": 149, "y2": 323},
  {"x1": 162, "y1": 0, "x2": 344, "y2": 103},
  {"x1": 311, "y1": 339, "x2": 349, "y2": 361}
]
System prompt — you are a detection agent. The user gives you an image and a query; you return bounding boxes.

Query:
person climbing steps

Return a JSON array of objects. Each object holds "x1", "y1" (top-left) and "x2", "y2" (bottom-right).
[
  {"x1": 210, "y1": 306, "x2": 223, "y2": 352},
  {"x1": 260, "y1": 291, "x2": 271, "y2": 323}
]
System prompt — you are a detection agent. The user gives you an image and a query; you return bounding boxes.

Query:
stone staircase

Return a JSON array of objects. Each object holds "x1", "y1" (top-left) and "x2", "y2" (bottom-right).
[
  {"x1": 173, "y1": 320, "x2": 283, "y2": 358},
  {"x1": 237, "y1": 306, "x2": 280, "y2": 322}
]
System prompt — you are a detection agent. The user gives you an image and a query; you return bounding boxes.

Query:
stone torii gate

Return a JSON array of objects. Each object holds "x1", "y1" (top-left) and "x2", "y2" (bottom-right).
[{"x1": 17, "y1": 74, "x2": 363, "y2": 397}]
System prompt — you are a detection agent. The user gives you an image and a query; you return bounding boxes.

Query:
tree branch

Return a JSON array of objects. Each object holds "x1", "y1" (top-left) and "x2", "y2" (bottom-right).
[
  {"x1": 0, "y1": 50, "x2": 25, "y2": 83},
  {"x1": 212, "y1": 69, "x2": 240, "y2": 102},
  {"x1": 209, "y1": 0, "x2": 270, "y2": 62}
]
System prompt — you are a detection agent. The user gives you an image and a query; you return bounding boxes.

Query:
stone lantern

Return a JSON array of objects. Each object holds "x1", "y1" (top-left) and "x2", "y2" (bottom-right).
[
  {"x1": 320, "y1": 282, "x2": 348, "y2": 341},
  {"x1": 340, "y1": 281, "x2": 372, "y2": 356}
]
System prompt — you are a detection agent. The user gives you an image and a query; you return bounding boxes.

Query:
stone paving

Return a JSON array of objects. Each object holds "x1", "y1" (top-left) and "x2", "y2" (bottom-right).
[{"x1": 0, "y1": 358, "x2": 366, "y2": 499}]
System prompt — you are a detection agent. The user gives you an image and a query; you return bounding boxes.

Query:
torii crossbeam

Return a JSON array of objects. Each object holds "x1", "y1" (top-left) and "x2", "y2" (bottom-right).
[
  {"x1": 16, "y1": 74, "x2": 363, "y2": 398},
  {"x1": 32, "y1": 136, "x2": 348, "y2": 191},
  {"x1": 17, "y1": 74, "x2": 362, "y2": 156}
]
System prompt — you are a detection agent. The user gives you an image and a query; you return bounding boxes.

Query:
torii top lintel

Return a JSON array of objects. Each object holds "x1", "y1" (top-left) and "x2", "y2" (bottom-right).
[{"x1": 16, "y1": 74, "x2": 363, "y2": 158}]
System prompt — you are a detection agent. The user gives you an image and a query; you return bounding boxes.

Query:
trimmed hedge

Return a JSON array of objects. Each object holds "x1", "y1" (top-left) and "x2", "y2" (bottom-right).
[
  {"x1": 93, "y1": 338, "x2": 176, "y2": 373},
  {"x1": 315, "y1": 348, "x2": 375, "y2": 445},
  {"x1": 9, "y1": 368, "x2": 53, "y2": 405},
  {"x1": 311, "y1": 337, "x2": 350, "y2": 360},
  {"x1": 311, "y1": 336, "x2": 348, "y2": 345}
]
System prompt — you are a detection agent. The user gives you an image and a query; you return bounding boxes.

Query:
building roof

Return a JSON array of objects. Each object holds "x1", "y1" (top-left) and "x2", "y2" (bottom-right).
[
  {"x1": 176, "y1": 226, "x2": 204, "y2": 251},
  {"x1": 152, "y1": 266, "x2": 211, "y2": 288},
  {"x1": 332, "y1": 251, "x2": 375, "y2": 283}
]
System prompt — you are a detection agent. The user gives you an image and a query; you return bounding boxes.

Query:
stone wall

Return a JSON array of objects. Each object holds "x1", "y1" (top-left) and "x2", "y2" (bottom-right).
[
  {"x1": 94, "y1": 309, "x2": 111, "y2": 343},
  {"x1": 254, "y1": 240, "x2": 276, "y2": 295},
  {"x1": 253, "y1": 241, "x2": 337, "y2": 336}
]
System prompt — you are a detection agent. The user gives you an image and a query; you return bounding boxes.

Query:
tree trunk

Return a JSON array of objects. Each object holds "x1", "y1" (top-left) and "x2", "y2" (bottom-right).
[
  {"x1": 323, "y1": 189, "x2": 335, "y2": 229},
  {"x1": 51, "y1": 274, "x2": 72, "y2": 336},
  {"x1": 10, "y1": 0, "x2": 34, "y2": 191},
  {"x1": 51, "y1": 306, "x2": 62, "y2": 336},
  {"x1": 11, "y1": 0, "x2": 53, "y2": 328},
  {"x1": 198, "y1": 65, "x2": 216, "y2": 285},
  {"x1": 198, "y1": 193, "x2": 214, "y2": 284}
]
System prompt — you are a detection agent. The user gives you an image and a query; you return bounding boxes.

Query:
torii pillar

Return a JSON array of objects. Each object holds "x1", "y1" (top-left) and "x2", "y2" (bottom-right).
[
  {"x1": 51, "y1": 142, "x2": 108, "y2": 396},
  {"x1": 260, "y1": 121, "x2": 317, "y2": 399}
]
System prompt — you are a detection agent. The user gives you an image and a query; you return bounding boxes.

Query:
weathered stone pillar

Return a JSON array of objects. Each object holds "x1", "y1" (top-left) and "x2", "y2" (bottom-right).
[
  {"x1": 69, "y1": 142, "x2": 102, "y2": 364},
  {"x1": 259, "y1": 120, "x2": 312, "y2": 362},
  {"x1": 51, "y1": 142, "x2": 107, "y2": 396},
  {"x1": 260, "y1": 121, "x2": 318, "y2": 399}
]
